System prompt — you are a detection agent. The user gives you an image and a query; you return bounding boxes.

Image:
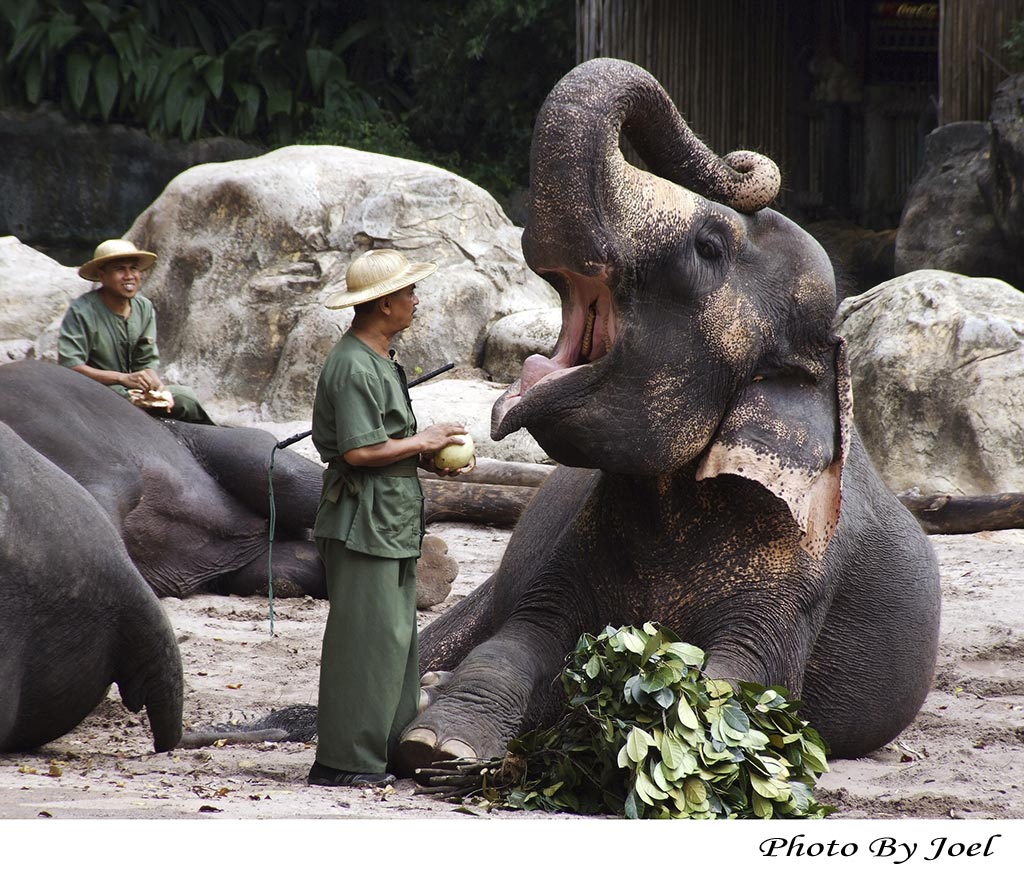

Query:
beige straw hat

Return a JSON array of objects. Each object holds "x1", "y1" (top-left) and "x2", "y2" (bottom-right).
[
  {"x1": 79, "y1": 239, "x2": 157, "y2": 281},
  {"x1": 324, "y1": 249, "x2": 437, "y2": 309}
]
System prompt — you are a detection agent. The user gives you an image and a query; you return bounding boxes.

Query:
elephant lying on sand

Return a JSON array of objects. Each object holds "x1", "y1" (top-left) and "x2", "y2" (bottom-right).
[
  {"x1": 0, "y1": 360, "x2": 325, "y2": 600},
  {"x1": 0, "y1": 360, "x2": 462, "y2": 604},
  {"x1": 396, "y1": 59, "x2": 941, "y2": 771},
  {"x1": 0, "y1": 423, "x2": 182, "y2": 752}
]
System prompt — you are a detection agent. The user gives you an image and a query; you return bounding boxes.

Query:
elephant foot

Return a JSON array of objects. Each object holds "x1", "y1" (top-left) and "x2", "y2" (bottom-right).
[
  {"x1": 400, "y1": 727, "x2": 478, "y2": 768},
  {"x1": 398, "y1": 659, "x2": 530, "y2": 773},
  {"x1": 404, "y1": 671, "x2": 482, "y2": 773},
  {"x1": 415, "y1": 535, "x2": 458, "y2": 609}
]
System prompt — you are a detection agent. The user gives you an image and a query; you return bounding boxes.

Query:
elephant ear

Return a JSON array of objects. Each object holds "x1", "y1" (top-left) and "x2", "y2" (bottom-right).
[{"x1": 696, "y1": 339, "x2": 853, "y2": 559}]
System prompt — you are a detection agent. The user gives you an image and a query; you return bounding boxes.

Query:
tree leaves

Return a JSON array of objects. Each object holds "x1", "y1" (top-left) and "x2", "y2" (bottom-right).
[{"x1": 0, "y1": 0, "x2": 383, "y2": 142}]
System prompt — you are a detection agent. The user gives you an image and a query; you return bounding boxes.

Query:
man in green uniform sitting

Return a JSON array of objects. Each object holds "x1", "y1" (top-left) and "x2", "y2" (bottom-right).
[
  {"x1": 308, "y1": 248, "x2": 472, "y2": 789},
  {"x1": 57, "y1": 239, "x2": 214, "y2": 424}
]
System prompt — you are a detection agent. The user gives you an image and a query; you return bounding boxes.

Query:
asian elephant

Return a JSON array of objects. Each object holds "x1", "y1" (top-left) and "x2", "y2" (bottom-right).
[
  {"x1": 0, "y1": 360, "x2": 459, "y2": 604},
  {"x1": 0, "y1": 423, "x2": 182, "y2": 752},
  {"x1": 397, "y1": 58, "x2": 941, "y2": 770},
  {"x1": 0, "y1": 359, "x2": 327, "y2": 600}
]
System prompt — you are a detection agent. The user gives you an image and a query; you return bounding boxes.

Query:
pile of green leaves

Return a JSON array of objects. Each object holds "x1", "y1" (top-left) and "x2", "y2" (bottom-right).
[{"x1": 423, "y1": 623, "x2": 833, "y2": 819}]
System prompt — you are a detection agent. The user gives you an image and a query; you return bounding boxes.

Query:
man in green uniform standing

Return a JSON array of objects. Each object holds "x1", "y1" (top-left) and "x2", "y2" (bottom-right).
[
  {"x1": 308, "y1": 248, "x2": 471, "y2": 788},
  {"x1": 58, "y1": 238, "x2": 214, "y2": 424}
]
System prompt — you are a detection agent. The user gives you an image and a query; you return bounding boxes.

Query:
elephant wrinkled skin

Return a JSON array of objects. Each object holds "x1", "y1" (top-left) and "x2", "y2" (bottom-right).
[
  {"x1": 0, "y1": 423, "x2": 183, "y2": 753},
  {"x1": 398, "y1": 59, "x2": 940, "y2": 770},
  {"x1": 0, "y1": 359, "x2": 325, "y2": 600}
]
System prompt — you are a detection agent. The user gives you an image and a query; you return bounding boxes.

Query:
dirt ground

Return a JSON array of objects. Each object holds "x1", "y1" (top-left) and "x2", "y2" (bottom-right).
[{"x1": 2, "y1": 523, "x2": 1023, "y2": 828}]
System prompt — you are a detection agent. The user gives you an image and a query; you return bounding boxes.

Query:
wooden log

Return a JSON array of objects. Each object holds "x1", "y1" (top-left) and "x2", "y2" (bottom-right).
[
  {"x1": 419, "y1": 456, "x2": 555, "y2": 488},
  {"x1": 898, "y1": 492, "x2": 1024, "y2": 535},
  {"x1": 422, "y1": 480, "x2": 536, "y2": 527}
]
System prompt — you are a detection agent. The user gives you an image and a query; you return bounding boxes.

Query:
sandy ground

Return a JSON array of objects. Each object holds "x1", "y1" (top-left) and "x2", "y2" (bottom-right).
[{"x1": 2, "y1": 524, "x2": 1023, "y2": 829}]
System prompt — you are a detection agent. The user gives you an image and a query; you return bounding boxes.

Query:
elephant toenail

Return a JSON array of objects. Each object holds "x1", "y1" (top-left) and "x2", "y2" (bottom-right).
[
  {"x1": 420, "y1": 670, "x2": 452, "y2": 687},
  {"x1": 439, "y1": 739, "x2": 477, "y2": 760},
  {"x1": 400, "y1": 727, "x2": 437, "y2": 749}
]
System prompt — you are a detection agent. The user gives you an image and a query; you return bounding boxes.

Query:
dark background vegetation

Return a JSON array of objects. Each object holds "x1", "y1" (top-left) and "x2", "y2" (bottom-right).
[{"x1": 0, "y1": 0, "x2": 574, "y2": 202}]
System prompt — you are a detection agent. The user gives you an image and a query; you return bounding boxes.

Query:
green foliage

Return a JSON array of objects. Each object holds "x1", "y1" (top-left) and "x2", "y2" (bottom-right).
[
  {"x1": 376, "y1": 0, "x2": 574, "y2": 198},
  {"x1": 0, "y1": 0, "x2": 389, "y2": 142},
  {"x1": 0, "y1": 0, "x2": 574, "y2": 198},
  {"x1": 1003, "y1": 19, "x2": 1024, "y2": 67},
  {"x1": 424, "y1": 624, "x2": 833, "y2": 820}
]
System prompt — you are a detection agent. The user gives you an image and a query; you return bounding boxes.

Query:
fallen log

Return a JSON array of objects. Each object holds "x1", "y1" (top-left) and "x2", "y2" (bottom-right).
[
  {"x1": 422, "y1": 479, "x2": 536, "y2": 527},
  {"x1": 419, "y1": 456, "x2": 555, "y2": 488},
  {"x1": 898, "y1": 492, "x2": 1024, "y2": 535}
]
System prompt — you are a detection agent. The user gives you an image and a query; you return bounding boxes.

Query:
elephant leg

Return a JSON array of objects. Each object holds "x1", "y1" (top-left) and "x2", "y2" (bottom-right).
[
  {"x1": 418, "y1": 573, "x2": 501, "y2": 672},
  {"x1": 398, "y1": 606, "x2": 576, "y2": 772},
  {"x1": 218, "y1": 540, "x2": 325, "y2": 598}
]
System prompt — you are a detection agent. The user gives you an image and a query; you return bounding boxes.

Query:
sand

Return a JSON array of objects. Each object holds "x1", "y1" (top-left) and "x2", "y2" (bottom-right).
[{"x1": 2, "y1": 524, "x2": 1022, "y2": 828}]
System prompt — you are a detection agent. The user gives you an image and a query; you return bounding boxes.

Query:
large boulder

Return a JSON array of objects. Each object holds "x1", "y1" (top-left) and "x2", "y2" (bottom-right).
[
  {"x1": 837, "y1": 270, "x2": 1024, "y2": 495},
  {"x1": 123, "y1": 145, "x2": 557, "y2": 420},
  {"x1": 0, "y1": 237, "x2": 90, "y2": 362},
  {"x1": 895, "y1": 74, "x2": 1024, "y2": 289},
  {"x1": 0, "y1": 108, "x2": 261, "y2": 259},
  {"x1": 482, "y1": 307, "x2": 561, "y2": 382}
]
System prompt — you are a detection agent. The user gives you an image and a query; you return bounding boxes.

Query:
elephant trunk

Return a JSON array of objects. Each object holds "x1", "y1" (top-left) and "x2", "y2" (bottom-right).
[
  {"x1": 116, "y1": 595, "x2": 184, "y2": 752},
  {"x1": 523, "y1": 58, "x2": 780, "y2": 281}
]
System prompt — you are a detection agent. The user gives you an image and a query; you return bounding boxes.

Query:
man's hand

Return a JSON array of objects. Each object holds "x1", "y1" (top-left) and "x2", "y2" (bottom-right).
[
  {"x1": 417, "y1": 423, "x2": 474, "y2": 477},
  {"x1": 419, "y1": 451, "x2": 476, "y2": 478},
  {"x1": 417, "y1": 422, "x2": 469, "y2": 453},
  {"x1": 121, "y1": 368, "x2": 165, "y2": 392}
]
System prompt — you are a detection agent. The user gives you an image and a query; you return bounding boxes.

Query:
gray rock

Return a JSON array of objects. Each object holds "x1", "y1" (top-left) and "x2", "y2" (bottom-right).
[
  {"x1": 895, "y1": 74, "x2": 1024, "y2": 289},
  {"x1": 482, "y1": 307, "x2": 561, "y2": 382},
  {"x1": 0, "y1": 108, "x2": 262, "y2": 258},
  {"x1": 837, "y1": 269, "x2": 1024, "y2": 495},
  {"x1": 125, "y1": 145, "x2": 557, "y2": 420},
  {"x1": 0, "y1": 236, "x2": 90, "y2": 356},
  {"x1": 894, "y1": 123, "x2": 1011, "y2": 282}
]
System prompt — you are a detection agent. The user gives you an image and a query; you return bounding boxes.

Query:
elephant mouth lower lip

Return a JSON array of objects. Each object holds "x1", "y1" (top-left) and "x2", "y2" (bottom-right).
[{"x1": 492, "y1": 271, "x2": 616, "y2": 438}]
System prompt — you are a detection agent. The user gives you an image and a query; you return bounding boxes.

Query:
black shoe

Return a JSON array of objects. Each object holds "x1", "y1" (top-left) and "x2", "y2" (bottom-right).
[{"x1": 307, "y1": 761, "x2": 396, "y2": 788}]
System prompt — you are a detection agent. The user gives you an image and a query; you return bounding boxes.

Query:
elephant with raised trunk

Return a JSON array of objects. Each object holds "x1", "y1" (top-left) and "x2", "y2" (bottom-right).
[{"x1": 397, "y1": 59, "x2": 940, "y2": 771}]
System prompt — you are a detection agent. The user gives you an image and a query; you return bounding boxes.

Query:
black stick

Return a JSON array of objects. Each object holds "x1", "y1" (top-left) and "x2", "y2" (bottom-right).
[{"x1": 274, "y1": 362, "x2": 456, "y2": 449}]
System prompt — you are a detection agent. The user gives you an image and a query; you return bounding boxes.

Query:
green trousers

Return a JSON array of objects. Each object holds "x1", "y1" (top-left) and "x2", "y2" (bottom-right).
[
  {"x1": 164, "y1": 384, "x2": 215, "y2": 425},
  {"x1": 315, "y1": 537, "x2": 420, "y2": 774}
]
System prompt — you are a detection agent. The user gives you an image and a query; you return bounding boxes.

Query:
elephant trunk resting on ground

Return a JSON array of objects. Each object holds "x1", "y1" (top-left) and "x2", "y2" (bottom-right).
[{"x1": 394, "y1": 58, "x2": 940, "y2": 772}]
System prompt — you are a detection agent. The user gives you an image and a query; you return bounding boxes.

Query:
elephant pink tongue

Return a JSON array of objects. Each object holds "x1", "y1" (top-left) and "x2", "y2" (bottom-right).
[{"x1": 520, "y1": 353, "x2": 573, "y2": 395}]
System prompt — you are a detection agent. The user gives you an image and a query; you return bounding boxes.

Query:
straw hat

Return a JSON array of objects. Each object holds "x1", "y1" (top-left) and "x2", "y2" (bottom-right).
[
  {"x1": 324, "y1": 249, "x2": 437, "y2": 309},
  {"x1": 79, "y1": 239, "x2": 157, "y2": 281}
]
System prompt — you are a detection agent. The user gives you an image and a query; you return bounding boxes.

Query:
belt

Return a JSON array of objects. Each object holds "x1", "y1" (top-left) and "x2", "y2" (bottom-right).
[{"x1": 328, "y1": 458, "x2": 419, "y2": 478}]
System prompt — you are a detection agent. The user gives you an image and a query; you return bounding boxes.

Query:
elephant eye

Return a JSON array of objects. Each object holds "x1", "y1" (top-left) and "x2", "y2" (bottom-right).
[{"x1": 694, "y1": 234, "x2": 723, "y2": 262}]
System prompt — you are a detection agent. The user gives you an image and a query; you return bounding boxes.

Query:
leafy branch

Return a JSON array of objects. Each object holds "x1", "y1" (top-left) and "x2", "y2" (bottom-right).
[{"x1": 418, "y1": 623, "x2": 834, "y2": 820}]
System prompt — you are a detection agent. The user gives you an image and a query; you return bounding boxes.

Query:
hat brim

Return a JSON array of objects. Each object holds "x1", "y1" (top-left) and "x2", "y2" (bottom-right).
[
  {"x1": 324, "y1": 261, "x2": 437, "y2": 310},
  {"x1": 79, "y1": 250, "x2": 157, "y2": 281}
]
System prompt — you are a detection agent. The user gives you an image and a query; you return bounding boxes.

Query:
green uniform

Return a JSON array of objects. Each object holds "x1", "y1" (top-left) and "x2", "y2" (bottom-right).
[
  {"x1": 312, "y1": 332, "x2": 423, "y2": 774},
  {"x1": 57, "y1": 290, "x2": 213, "y2": 425}
]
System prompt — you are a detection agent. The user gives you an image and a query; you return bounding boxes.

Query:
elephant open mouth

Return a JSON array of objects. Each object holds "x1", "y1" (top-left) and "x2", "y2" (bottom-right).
[{"x1": 492, "y1": 271, "x2": 617, "y2": 439}]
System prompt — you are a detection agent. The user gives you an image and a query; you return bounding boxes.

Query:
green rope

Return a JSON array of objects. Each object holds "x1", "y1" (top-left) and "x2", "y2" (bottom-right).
[{"x1": 266, "y1": 444, "x2": 277, "y2": 636}]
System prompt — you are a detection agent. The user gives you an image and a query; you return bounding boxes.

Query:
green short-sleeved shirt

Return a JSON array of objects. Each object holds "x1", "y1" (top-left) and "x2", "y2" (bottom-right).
[
  {"x1": 311, "y1": 332, "x2": 424, "y2": 558},
  {"x1": 57, "y1": 290, "x2": 160, "y2": 379}
]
